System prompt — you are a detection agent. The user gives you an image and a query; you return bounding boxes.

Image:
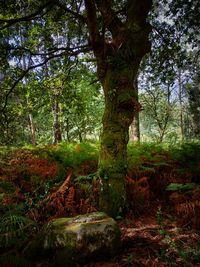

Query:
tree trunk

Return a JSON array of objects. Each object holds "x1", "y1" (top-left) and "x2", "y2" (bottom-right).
[
  {"x1": 85, "y1": 0, "x2": 152, "y2": 217},
  {"x1": 130, "y1": 115, "x2": 140, "y2": 142},
  {"x1": 188, "y1": 82, "x2": 200, "y2": 138},
  {"x1": 20, "y1": 32, "x2": 37, "y2": 146},
  {"x1": 78, "y1": 130, "x2": 83, "y2": 143},
  {"x1": 99, "y1": 65, "x2": 141, "y2": 216},
  {"x1": 65, "y1": 117, "x2": 71, "y2": 142},
  {"x1": 52, "y1": 99, "x2": 62, "y2": 144},
  {"x1": 130, "y1": 78, "x2": 140, "y2": 142},
  {"x1": 28, "y1": 113, "x2": 36, "y2": 145},
  {"x1": 178, "y1": 68, "x2": 184, "y2": 141}
]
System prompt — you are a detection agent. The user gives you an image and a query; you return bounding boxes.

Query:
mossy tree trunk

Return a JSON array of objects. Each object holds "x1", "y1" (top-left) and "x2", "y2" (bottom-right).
[
  {"x1": 85, "y1": 0, "x2": 152, "y2": 217},
  {"x1": 99, "y1": 65, "x2": 141, "y2": 216},
  {"x1": 52, "y1": 99, "x2": 62, "y2": 144}
]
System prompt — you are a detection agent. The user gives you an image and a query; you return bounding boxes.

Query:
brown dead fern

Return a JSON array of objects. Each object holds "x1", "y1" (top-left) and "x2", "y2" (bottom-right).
[
  {"x1": 37, "y1": 171, "x2": 76, "y2": 219},
  {"x1": 126, "y1": 176, "x2": 151, "y2": 215},
  {"x1": 175, "y1": 200, "x2": 200, "y2": 229}
]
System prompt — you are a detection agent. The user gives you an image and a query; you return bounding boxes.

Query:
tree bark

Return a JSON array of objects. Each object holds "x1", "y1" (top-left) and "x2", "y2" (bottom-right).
[
  {"x1": 130, "y1": 115, "x2": 140, "y2": 142},
  {"x1": 130, "y1": 78, "x2": 140, "y2": 142},
  {"x1": 178, "y1": 68, "x2": 184, "y2": 141},
  {"x1": 52, "y1": 99, "x2": 62, "y2": 144},
  {"x1": 188, "y1": 82, "x2": 200, "y2": 138},
  {"x1": 65, "y1": 117, "x2": 71, "y2": 142},
  {"x1": 85, "y1": 0, "x2": 152, "y2": 217},
  {"x1": 28, "y1": 113, "x2": 36, "y2": 145},
  {"x1": 99, "y1": 65, "x2": 141, "y2": 216}
]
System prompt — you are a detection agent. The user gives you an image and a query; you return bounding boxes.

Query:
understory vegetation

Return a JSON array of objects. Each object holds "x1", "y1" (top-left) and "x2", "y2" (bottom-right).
[{"x1": 0, "y1": 141, "x2": 200, "y2": 266}]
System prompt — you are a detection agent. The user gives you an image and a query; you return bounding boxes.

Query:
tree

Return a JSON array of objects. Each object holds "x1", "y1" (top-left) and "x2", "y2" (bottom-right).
[
  {"x1": 140, "y1": 85, "x2": 175, "y2": 143},
  {"x1": 84, "y1": 0, "x2": 152, "y2": 216},
  {"x1": 135, "y1": 0, "x2": 200, "y2": 143},
  {"x1": 1, "y1": 0, "x2": 199, "y2": 216},
  {"x1": 187, "y1": 73, "x2": 200, "y2": 138}
]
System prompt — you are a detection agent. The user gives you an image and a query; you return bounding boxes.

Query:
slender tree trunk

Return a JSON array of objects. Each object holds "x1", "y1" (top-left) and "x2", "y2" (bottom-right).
[
  {"x1": 130, "y1": 78, "x2": 140, "y2": 142},
  {"x1": 158, "y1": 128, "x2": 165, "y2": 143},
  {"x1": 188, "y1": 82, "x2": 200, "y2": 138},
  {"x1": 65, "y1": 117, "x2": 71, "y2": 142},
  {"x1": 178, "y1": 68, "x2": 184, "y2": 141},
  {"x1": 52, "y1": 99, "x2": 62, "y2": 144},
  {"x1": 85, "y1": 0, "x2": 152, "y2": 217},
  {"x1": 78, "y1": 131, "x2": 83, "y2": 143},
  {"x1": 20, "y1": 30, "x2": 37, "y2": 146},
  {"x1": 28, "y1": 113, "x2": 36, "y2": 145},
  {"x1": 130, "y1": 116, "x2": 140, "y2": 142}
]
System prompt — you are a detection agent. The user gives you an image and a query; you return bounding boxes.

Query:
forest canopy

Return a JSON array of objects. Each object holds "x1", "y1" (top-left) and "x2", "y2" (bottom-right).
[{"x1": 0, "y1": 0, "x2": 199, "y2": 145}]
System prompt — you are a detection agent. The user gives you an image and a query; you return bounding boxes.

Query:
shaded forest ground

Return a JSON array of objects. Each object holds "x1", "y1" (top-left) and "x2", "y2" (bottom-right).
[{"x1": 0, "y1": 142, "x2": 200, "y2": 266}]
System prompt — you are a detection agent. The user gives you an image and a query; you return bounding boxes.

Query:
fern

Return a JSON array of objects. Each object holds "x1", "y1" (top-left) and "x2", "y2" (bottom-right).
[
  {"x1": 0, "y1": 213, "x2": 38, "y2": 267},
  {"x1": 65, "y1": 187, "x2": 75, "y2": 211},
  {"x1": 176, "y1": 201, "x2": 200, "y2": 217},
  {"x1": 166, "y1": 183, "x2": 197, "y2": 192},
  {"x1": 0, "y1": 214, "x2": 37, "y2": 249},
  {"x1": 126, "y1": 176, "x2": 151, "y2": 214},
  {"x1": 42, "y1": 171, "x2": 77, "y2": 218},
  {"x1": 175, "y1": 200, "x2": 200, "y2": 229}
]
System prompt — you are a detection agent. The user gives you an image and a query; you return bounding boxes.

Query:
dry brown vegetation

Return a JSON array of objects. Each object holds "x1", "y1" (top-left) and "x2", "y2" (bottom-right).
[{"x1": 0, "y1": 143, "x2": 200, "y2": 266}]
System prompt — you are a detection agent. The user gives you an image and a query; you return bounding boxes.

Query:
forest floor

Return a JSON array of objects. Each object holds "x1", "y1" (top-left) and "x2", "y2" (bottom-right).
[
  {"x1": 0, "y1": 142, "x2": 200, "y2": 266},
  {"x1": 85, "y1": 211, "x2": 200, "y2": 267}
]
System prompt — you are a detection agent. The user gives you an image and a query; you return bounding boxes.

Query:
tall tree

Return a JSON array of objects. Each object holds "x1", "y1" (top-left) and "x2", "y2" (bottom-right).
[
  {"x1": 1, "y1": 0, "x2": 198, "y2": 216},
  {"x1": 187, "y1": 73, "x2": 200, "y2": 138},
  {"x1": 84, "y1": 0, "x2": 152, "y2": 216}
]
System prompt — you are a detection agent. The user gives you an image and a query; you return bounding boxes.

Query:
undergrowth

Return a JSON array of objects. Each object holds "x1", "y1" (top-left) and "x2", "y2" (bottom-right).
[{"x1": 0, "y1": 141, "x2": 200, "y2": 266}]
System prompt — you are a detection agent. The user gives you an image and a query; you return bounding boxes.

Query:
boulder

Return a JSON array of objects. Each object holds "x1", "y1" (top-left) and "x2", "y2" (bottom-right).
[{"x1": 24, "y1": 212, "x2": 121, "y2": 266}]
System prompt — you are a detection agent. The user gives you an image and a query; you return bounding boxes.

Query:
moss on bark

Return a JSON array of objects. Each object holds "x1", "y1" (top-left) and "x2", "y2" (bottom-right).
[
  {"x1": 98, "y1": 66, "x2": 138, "y2": 217},
  {"x1": 90, "y1": 1, "x2": 152, "y2": 218}
]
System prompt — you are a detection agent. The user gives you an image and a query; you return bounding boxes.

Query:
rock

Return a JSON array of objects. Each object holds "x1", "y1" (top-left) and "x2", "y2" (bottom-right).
[{"x1": 24, "y1": 212, "x2": 121, "y2": 267}]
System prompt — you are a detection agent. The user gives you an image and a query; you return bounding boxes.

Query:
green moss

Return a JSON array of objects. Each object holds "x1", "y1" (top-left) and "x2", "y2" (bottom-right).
[
  {"x1": 25, "y1": 213, "x2": 121, "y2": 265},
  {"x1": 99, "y1": 173, "x2": 127, "y2": 218},
  {"x1": 102, "y1": 136, "x2": 114, "y2": 148},
  {"x1": 117, "y1": 92, "x2": 131, "y2": 103}
]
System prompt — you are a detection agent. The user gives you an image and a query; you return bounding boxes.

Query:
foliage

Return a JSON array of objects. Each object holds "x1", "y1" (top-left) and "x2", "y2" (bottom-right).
[
  {"x1": 48, "y1": 142, "x2": 99, "y2": 174},
  {"x1": 0, "y1": 211, "x2": 38, "y2": 267},
  {"x1": 127, "y1": 142, "x2": 169, "y2": 177},
  {"x1": 0, "y1": 141, "x2": 200, "y2": 265},
  {"x1": 126, "y1": 176, "x2": 151, "y2": 215},
  {"x1": 169, "y1": 186, "x2": 200, "y2": 229},
  {"x1": 169, "y1": 142, "x2": 200, "y2": 182},
  {"x1": 166, "y1": 183, "x2": 197, "y2": 191}
]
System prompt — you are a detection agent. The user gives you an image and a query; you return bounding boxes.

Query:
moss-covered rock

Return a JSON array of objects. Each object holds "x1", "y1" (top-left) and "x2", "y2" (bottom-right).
[{"x1": 24, "y1": 212, "x2": 121, "y2": 266}]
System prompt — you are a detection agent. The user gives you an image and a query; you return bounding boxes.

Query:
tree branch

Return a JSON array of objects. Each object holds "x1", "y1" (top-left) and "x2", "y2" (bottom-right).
[
  {"x1": 1, "y1": 46, "x2": 91, "y2": 112},
  {"x1": 84, "y1": 0, "x2": 101, "y2": 45},
  {"x1": 95, "y1": 0, "x2": 124, "y2": 37},
  {"x1": 126, "y1": 0, "x2": 152, "y2": 26},
  {"x1": 5, "y1": 44, "x2": 91, "y2": 57},
  {"x1": 0, "y1": 1, "x2": 55, "y2": 30},
  {"x1": 55, "y1": 2, "x2": 86, "y2": 23}
]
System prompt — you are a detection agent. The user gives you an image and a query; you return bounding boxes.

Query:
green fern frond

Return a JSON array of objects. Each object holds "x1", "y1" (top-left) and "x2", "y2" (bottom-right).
[{"x1": 0, "y1": 214, "x2": 37, "y2": 249}]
